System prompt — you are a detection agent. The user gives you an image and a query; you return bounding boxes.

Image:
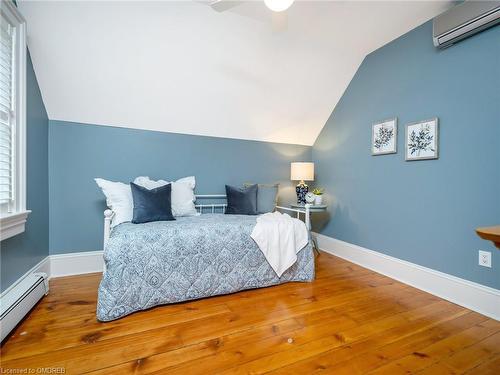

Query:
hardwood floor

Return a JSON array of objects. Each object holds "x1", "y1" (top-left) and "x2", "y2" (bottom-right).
[{"x1": 1, "y1": 253, "x2": 499, "y2": 374}]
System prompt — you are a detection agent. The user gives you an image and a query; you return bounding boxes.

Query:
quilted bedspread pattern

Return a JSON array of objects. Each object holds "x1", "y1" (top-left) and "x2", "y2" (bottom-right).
[{"x1": 97, "y1": 214, "x2": 315, "y2": 321}]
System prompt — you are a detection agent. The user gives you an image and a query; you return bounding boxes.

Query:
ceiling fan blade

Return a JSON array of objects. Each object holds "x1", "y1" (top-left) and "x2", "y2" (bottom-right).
[
  {"x1": 208, "y1": 0, "x2": 242, "y2": 13},
  {"x1": 271, "y1": 11, "x2": 288, "y2": 32}
]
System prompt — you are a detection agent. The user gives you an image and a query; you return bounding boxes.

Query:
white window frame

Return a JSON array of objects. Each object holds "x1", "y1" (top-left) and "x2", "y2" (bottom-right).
[{"x1": 0, "y1": 1, "x2": 29, "y2": 241}]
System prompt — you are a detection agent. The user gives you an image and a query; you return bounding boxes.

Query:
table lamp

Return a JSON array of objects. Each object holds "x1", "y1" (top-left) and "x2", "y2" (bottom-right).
[{"x1": 291, "y1": 162, "x2": 314, "y2": 204}]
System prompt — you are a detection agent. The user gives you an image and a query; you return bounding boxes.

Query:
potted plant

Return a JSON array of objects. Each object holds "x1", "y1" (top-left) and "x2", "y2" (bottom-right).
[{"x1": 312, "y1": 188, "x2": 324, "y2": 205}]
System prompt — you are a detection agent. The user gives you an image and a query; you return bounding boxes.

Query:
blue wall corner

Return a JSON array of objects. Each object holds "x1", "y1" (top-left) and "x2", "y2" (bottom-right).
[
  {"x1": 1, "y1": 51, "x2": 49, "y2": 292},
  {"x1": 312, "y1": 21, "x2": 500, "y2": 289}
]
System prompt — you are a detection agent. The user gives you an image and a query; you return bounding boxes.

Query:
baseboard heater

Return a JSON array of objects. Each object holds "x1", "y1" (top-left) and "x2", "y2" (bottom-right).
[{"x1": 0, "y1": 273, "x2": 49, "y2": 342}]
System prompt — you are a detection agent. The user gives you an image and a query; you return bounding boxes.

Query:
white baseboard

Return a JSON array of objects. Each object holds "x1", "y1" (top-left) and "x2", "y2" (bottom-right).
[
  {"x1": 2, "y1": 250, "x2": 104, "y2": 297},
  {"x1": 313, "y1": 232, "x2": 500, "y2": 321},
  {"x1": 50, "y1": 251, "x2": 104, "y2": 278}
]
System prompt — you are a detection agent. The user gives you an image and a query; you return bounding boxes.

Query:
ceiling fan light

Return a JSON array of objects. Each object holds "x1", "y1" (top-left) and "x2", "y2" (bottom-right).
[{"x1": 264, "y1": 0, "x2": 294, "y2": 12}]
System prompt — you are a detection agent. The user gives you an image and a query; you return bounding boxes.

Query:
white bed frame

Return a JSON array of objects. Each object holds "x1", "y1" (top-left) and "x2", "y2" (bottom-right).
[{"x1": 103, "y1": 195, "x2": 311, "y2": 246}]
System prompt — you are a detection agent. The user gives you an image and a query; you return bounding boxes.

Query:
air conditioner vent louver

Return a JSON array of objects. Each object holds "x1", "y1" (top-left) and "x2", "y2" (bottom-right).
[{"x1": 433, "y1": 1, "x2": 500, "y2": 48}]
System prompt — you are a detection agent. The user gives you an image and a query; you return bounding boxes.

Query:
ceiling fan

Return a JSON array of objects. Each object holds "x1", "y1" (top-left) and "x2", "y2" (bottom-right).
[{"x1": 206, "y1": 0, "x2": 295, "y2": 32}]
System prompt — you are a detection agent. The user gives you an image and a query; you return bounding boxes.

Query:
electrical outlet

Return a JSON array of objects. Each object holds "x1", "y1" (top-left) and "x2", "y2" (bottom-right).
[{"x1": 478, "y1": 250, "x2": 491, "y2": 268}]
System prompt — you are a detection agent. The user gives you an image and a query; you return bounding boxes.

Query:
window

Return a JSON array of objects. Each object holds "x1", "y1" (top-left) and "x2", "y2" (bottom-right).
[{"x1": 0, "y1": 1, "x2": 29, "y2": 241}]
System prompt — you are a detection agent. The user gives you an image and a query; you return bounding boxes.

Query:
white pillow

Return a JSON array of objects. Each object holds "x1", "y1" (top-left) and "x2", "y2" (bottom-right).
[
  {"x1": 95, "y1": 178, "x2": 133, "y2": 227},
  {"x1": 171, "y1": 176, "x2": 197, "y2": 217},
  {"x1": 133, "y1": 176, "x2": 169, "y2": 190},
  {"x1": 133, "y1": 176, "x2": 197, "y2": 217}
]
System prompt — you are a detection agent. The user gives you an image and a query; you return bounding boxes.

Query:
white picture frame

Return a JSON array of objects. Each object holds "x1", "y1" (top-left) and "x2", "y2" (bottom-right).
[
  {"x1": 405, "y1": 118, "x2": 439, "y2": 161},
  {"x1": 372, "y1": 118, "x2": 397, "y2": 155}
]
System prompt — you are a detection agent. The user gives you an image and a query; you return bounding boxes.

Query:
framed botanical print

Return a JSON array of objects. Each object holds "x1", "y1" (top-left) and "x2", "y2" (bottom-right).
[
  {"x1": 405, "y1": 118, "x2": 439, "y2": 161},
  {"x1": 372, "y1": 118, "x2": 397, "y2": 155}
]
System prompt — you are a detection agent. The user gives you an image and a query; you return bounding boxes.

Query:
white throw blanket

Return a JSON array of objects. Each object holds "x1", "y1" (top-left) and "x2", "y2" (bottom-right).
[{"x1": 251, "y1": 211, "x2": 309, "y2": 277}]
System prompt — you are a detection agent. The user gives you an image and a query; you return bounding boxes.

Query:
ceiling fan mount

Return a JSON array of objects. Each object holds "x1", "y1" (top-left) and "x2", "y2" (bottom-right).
[{"x1": 206, "y1": 0, "x2": 294, "y2": 32}]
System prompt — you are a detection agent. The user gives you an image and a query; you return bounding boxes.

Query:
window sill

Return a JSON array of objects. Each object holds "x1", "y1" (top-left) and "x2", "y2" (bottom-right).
[{"x1": 0, "y1": 210, "x2": 31, "y2": 241}]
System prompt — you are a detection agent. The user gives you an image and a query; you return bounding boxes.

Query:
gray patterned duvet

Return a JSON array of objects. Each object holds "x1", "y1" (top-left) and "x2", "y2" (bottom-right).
[{"x1": 97, "y1": 214, "x2": 314, "y2": 321}]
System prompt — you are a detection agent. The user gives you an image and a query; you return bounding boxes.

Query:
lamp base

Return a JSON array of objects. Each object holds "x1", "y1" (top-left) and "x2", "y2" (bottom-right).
[{"x1": 296, "y1": 181, "x2": 308, "y2": 204}]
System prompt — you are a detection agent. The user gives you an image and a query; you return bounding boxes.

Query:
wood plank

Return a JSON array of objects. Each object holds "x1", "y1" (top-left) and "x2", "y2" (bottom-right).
[
  {"x1": 0, "y1": 253, "x2": 497, "y2": 375},
  {"x1": 419, "y1": 331, "x2": 500, "y2": 374},
  {"x1": 213, "y1": 302, "x2": 468, "y2": 375},
  {"x1": 2, "y1": 303, "x2": 233, "y2": 360},
  {"x1": 463, "y1": 356, "x2": 500, "y2": 375},
  {"x1": 268, "y1": 311, "x2": 488, "y2": 374},
  {"x1": 86, "y1": 317, "x2": 306, "y2": 375},
  {"x1": 103, "y1": 298, "x2": 446, "y2": 375},
  {"x1": 368, "y1": 319, "x2": 500, "y2": 374}
]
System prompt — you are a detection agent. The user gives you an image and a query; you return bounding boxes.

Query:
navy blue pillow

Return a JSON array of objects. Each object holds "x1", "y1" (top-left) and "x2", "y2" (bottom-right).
[
  {"x1": 225, "y1": 184, "x2": 258, "y2": 215},
  {"x1": 130, "y1": 182, "x2": 175, "y2": 224}
]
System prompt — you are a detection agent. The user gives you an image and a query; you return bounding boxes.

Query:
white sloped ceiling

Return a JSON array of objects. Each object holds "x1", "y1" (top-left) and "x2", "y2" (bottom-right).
[{"x1": 19, "y1": 1, "x2": 451, "y2": 145}]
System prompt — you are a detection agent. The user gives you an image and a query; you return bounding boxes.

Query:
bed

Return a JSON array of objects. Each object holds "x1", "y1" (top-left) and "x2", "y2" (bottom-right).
[{"x1": 96, "y1": 196, "x2": 315, "y2": 321}]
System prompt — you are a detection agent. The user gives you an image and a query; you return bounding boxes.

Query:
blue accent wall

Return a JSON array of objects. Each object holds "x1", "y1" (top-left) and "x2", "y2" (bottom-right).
[
  {"x1": 1, "y1": 52, "x2": 49, "y2": 292},
  {"x1": 312, "y1": 22, "x2": 500, "y2": 289},
  {"x1": 48, "y1": 121, "x2": 311, "y2": 254}
]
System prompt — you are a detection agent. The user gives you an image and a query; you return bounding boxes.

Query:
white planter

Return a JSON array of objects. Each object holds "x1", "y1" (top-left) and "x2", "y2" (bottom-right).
[{"x1": 314, "y1": 195, "x2": 323, "y2": 205}]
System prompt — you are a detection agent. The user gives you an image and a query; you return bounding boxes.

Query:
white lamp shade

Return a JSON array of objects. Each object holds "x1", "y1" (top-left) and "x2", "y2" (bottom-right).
[{"x1": 291, "y1": 162, "x2": 314, "y2": 181}]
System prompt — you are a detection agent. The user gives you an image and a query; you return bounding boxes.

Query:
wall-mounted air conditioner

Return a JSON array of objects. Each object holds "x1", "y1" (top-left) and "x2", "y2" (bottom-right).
[{"x1": 433, "y1": 1, "x2": 500, "y2": 48}]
